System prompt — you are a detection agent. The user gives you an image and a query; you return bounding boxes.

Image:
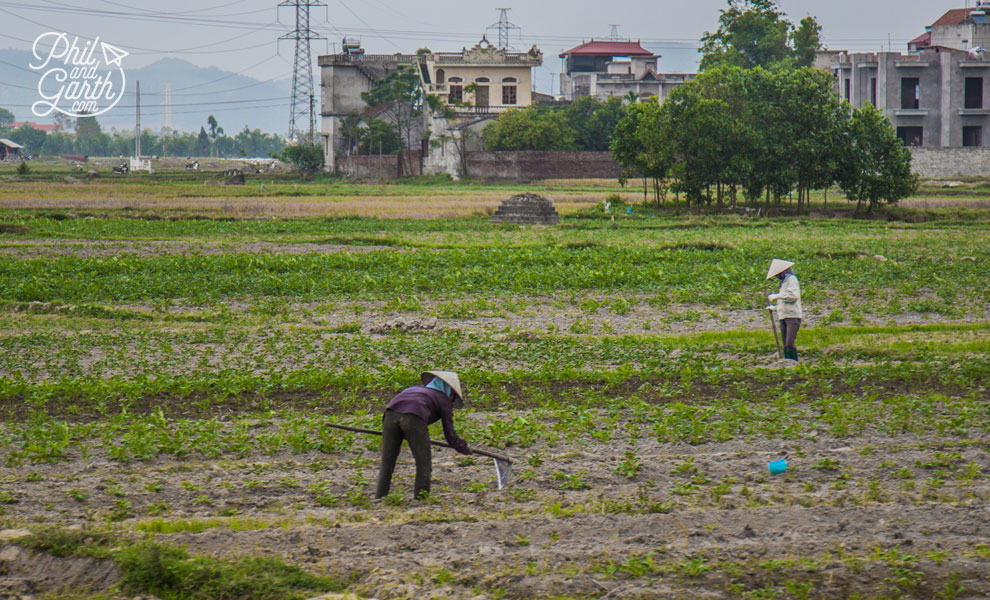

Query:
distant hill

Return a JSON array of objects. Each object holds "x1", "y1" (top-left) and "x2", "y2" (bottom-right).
[{"x1": 0, "y1": 49, "x2": 291, "y2": 135}]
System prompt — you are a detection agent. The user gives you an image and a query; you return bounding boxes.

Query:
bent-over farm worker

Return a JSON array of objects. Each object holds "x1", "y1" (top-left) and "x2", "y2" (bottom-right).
[
  {"x1": 766, "y1": 259, "x2": 803, "y2": 361},
  {"x1": 375, "y1": 371, "x2": 471, "y2": 499}
]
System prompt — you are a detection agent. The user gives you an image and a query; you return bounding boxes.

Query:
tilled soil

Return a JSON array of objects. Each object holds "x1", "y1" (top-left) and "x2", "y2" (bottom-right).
[{"x1": 2, "y1": 413, "x2": 988, "y2": 599}]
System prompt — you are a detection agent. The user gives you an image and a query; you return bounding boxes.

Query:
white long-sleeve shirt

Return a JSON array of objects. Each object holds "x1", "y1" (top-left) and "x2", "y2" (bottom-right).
[{"x1": 775, "y1": 274, "x2": 803, "y2": 320}]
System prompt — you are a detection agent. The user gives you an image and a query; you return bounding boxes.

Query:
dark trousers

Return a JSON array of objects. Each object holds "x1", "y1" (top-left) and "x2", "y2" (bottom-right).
[
  {"x1": 780, "y1": 318, "x2": 801, "y2": 350},
  {"x1": 375, "y1": 409, "x2": 432, "y2": 499}
]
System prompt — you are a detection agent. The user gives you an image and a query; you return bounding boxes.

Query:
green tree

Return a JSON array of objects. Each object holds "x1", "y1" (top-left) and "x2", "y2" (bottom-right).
[
  {"x1": 195, "y1": 127, "x2": 210, "y2": 156},
  {"x1": 0, "y1": 107, "x2": 14, "y2": 128},
  {"x1": 837, "y1": 104, "x2": 919, "y2": 213},
  {"x1": 75, "y1": 114, "x2": 109, "y2": 156},
  {"x1": 791, "y1": 16, "x2": 823, "y2": 68},
  {"x1": 361, "y1": 65, "x2": 422, "y2": 173},
  {"x1": 206, "y1": 115, "x2": 224, "y2": 157},
  {"x1": 610, "y1": 99, "x2": 676, "y2": 207},
  {"x1": 357, "y1": 118, "x2": 403, "y2": 155},
  {"x1": 700, "y1": 0, "x2": 822, "y2": 71},
  {"x1": 279, "y1": 142, "x2": 324, "y2": 175},
  {"x1": 482, "y1": 107, "x2": 577, "y2": 151},
  {"x1": 776, "y1": 67, "x2": 846, "y2": 208},
  {"x1": 563, "y1": 96, "x2": 628, "y2": 151},
  {"x1": 9, "y1": 124, "x2": 47, "y2": 156},
  {"x1": 41, "y1": 131, "x2": 76, "y2": 156}
]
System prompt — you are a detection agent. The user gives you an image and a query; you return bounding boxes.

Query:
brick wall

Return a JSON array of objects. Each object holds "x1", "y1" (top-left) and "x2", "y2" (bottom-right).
[
  {"x1": 464, "y1": 151, "x2": 623, "y2": 181},
  {"x1": 910, "y1": 147, "x2": 990, "y2": 179},
  {"x1": 337, "y1": 150, "x2": 422, "y2": 179}
]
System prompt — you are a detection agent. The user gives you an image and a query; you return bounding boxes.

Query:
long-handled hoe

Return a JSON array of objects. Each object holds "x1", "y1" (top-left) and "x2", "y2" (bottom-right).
[
  {"x1": 764, "y1": 292, "x2": 783, "y2": 360},
  {"x1": 324, "y1": 423, "x2": 514, "y2": 489}
]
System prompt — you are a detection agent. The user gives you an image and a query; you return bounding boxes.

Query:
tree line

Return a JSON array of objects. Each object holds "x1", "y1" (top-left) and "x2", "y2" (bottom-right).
[
  {"x1": 611, "y1": 66, "x2": 917, "y2": 213},
  {"x1": 0, "y1": 110, "x2": 286, "y2": 159}
]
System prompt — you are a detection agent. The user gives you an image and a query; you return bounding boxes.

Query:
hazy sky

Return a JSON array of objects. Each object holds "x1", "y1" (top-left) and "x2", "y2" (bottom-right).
[
  {"x1": 0, "y1": 1, "x2": 966, "y2": 70},
  {"x1": 0, "y1": 0, "x2": 970, "y2": 103}
]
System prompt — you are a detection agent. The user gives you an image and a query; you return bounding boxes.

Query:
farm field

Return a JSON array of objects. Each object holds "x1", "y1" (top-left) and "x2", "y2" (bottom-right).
[{"x1": 0, "y1": 174, "x2": 988, "y2": 600}]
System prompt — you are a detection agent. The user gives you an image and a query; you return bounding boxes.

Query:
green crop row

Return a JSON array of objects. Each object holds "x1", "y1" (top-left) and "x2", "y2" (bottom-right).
[{"x1": 0, "y1": 243, "x2": 985, "y2": 303}]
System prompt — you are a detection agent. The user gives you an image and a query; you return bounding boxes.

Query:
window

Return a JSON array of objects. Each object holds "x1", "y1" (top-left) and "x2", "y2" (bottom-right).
[
  {"x1": 502, "y1": 85, "x2": 517, "y2": 105},
  {"x1": 901, "y1": 78, "x2": 920, "y2": 109},
  {"x1": 448, "y1": 76, "x2": 463, "y2": 83},
  {"x1": 965, "y1": 77, "x2": 983, "y2": 109},
  {"x1": 870, "y1": 77, "x2": 877, "y2": 106},
  {"x1": 963, "y1": 126, "x2": 983, "y2": 147},
  {"x1": 896, "y1": 126, "x2": 923, "y2": 147},
  {"x1": 844, "y1": 78, "x2": 851, "y2": 101},
  {"x1": 474, "y1": 85, "x2": 489, "y2": 107},
  {"x1": 501, "y1": 76, "x2": 517, "y2": 83},
  {"x1": 448, "y1": 85, "x2": 463, "y2": 104},
  {"x1": 435, "y1": 69, "x2": 445, "y2": 84},
  {"x1": 475, "y1": 77, "x2": 490, "y2": 83}
]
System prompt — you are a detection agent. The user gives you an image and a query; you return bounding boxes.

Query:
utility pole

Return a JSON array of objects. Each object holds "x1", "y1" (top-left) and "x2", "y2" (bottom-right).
[
  {"x1": 279, "y1": 0, "x2": 327, "y2": 142},
  {"x1": 163, "y1": 83, "x2": 173, "y2": 134},
  {"x1": 308, "y1": 93, "x2": 315, "y2": 144},
  {"x1": 135, "y1": 79, "x2": 141, "y2": 158},
  {"x1": 487, "y1": 8, "x2": 520, "y2": 50}
]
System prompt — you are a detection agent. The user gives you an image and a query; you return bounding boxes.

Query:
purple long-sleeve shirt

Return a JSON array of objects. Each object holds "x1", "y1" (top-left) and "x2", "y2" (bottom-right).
[{"x1": 386, "y1": 386, "x2": 470, "y2": 454}]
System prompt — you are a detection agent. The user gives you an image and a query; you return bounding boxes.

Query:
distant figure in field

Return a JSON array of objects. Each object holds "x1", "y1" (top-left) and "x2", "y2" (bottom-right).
[{"x1": 766, "y1": 259, "x2": 803, "y2": 361}]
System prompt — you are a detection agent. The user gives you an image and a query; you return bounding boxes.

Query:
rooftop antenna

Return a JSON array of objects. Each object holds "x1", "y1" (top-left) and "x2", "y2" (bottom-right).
[
  {"x1": 487, "y1": 8, "x2": 520, "y2": 50},
  {"x1": 608, "y1": 24, "x2": 621, "y2": 40},
  {"x1": 279, "y1": 0, "x2": 327, "y2": 142}
]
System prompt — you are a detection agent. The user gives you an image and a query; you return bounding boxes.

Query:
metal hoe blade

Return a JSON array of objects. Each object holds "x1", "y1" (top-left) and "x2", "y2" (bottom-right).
[{"x1": 494, "y1": 457, "x2": 513, "y2": 489}]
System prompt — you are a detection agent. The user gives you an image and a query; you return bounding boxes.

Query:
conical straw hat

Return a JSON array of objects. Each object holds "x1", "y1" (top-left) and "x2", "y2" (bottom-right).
[
  {"x1": 766, "y1": 259, "x2": 795, "y2": 280},
  {"x1": 421, "y1": 370, "x2": 465, "y2": 409}
]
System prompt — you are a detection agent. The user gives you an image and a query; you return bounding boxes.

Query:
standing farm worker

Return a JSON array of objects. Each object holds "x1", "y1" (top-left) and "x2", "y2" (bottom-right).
[
  {"x1": 766, "y1": 259, "x2": 803, "y2": 361},
  {"x1": 375, "y1": 371, "x2": 472, "y2": 500}
]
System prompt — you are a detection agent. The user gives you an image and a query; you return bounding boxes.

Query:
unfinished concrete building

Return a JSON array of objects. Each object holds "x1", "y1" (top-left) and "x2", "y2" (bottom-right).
[{"x1": 827, "y1": 5, "x2": 990, "y2": 147}]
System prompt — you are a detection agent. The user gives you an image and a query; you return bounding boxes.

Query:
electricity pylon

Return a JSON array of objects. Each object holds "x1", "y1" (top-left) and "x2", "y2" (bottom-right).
[
  {"x1": 279, "y1": 0, "x2": 326, "y2": 142},
  {"x1": 487, "y1": 8, "x2": 520, "y2": 50}
]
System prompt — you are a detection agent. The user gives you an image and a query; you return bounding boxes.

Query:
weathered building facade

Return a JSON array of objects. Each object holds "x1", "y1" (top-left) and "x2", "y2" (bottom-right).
[
  {"x1": 318, "y1": 38, "x2": 543, "y2": 173},
  {"x1": 422, "y1": 39, "x2": 542, "y2": 110}
]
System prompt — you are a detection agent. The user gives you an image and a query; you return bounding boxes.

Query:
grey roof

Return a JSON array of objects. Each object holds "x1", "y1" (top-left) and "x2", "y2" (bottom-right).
[{"x1": 0, "y1": 138, "x2": 24, "y2": 149}]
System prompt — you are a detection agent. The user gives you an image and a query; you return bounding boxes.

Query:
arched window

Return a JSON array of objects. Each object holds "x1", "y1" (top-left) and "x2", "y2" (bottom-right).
[
  {"x1": 448, "y1": 76, "x2": 463, "y2": 83},
  {"x1": 475, "y1": 76, "x2": 490, "y2": 83},
  {"x1": 435, "y1": 69, "x2": 445, "y2": 83},
  {"x1": 501, "y1": 76, "x2": 517, "y2": 83}
]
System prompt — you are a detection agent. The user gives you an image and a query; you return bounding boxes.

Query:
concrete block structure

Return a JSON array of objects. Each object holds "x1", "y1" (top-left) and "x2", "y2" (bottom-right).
[
  {"x1": 827, "y1": 5, "x2": 990, "y2": 148},
  {"x1": 830, "y1": 49, "x2": 990, "y2": 148}
]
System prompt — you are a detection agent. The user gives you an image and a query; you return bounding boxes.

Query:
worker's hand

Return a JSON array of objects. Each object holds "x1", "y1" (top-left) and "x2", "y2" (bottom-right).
[
  {"x1": 768, "y1": 293, "x2": 779, "y2": 301},
  {"x1": 766, "y1": 305, "x2": 776, "y2": 311}
]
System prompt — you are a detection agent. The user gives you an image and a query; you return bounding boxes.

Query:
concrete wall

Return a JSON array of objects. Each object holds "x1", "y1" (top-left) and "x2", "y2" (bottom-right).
[
  {"x1": 910, "y1": 147, "x2": 990, "y2": 178},
  {"x1": 464, "y1": 151, "x2": 622, "y2": 181}
]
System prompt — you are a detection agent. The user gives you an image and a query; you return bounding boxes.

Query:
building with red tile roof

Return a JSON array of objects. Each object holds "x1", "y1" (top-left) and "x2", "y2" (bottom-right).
[
  {"x1": 558, "y1": 39, "x2": 693, "y2": 102},
  {"x1": 8, "y1": 121, "x2": 63, "y2": 132}
]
